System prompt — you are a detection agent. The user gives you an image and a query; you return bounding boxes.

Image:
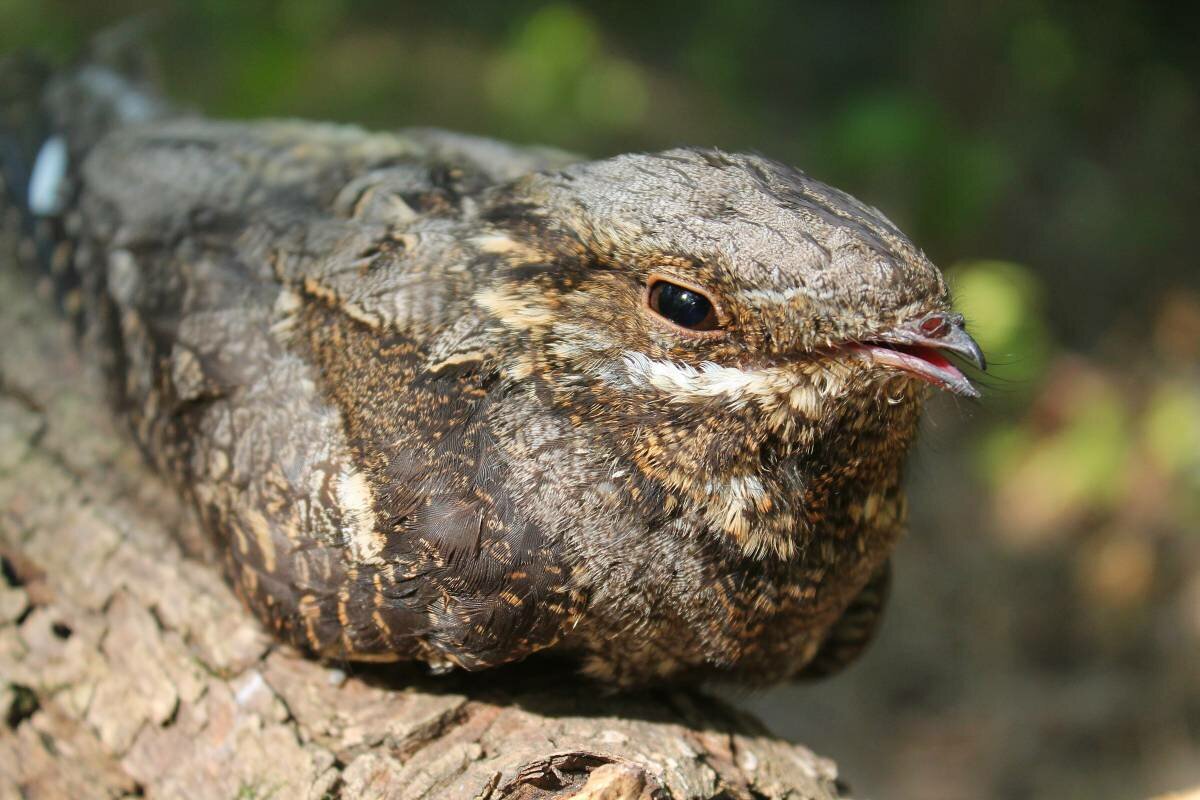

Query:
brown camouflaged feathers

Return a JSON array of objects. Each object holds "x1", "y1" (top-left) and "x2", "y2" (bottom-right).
[{"x1": 2, "y1": 59, "x2": 984, "y2": 687}]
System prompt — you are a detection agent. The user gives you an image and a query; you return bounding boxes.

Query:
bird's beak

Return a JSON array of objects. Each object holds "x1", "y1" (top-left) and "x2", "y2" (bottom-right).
[{"x1": 851, "y1": 312, "x2": 986, "y2": 398}]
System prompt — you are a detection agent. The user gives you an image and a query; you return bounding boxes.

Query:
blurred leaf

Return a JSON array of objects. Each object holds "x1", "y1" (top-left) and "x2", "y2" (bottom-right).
[
  {"x1": 575, "y1": 57, "x2": 648, "y2": 129},
  {"x1": 1009, "y1": 15, "x2": 1077, "y2": 95},
  {"x1": 976, "y1": 424, "x2": 1031, "y2": 485},
  {"x1": 928, "y1": 138, "x2": 1015, "y2": 243},
  {"x1": 0, "y1": 0, "x2": 84, "y2": 55},
  {"x1": 1075, "y1": 531, "x2": 1156, "y2": 610},
  {"x1": 987, "y1": 364, "x2": 1130, "y2": 547},
  {"x1": 1154, "y1": 291, "x2": 1200, "y2": 363},
  {"x1": 948, "y1": 260, "x2": 1052, "y2": 399},
  {"x1": 821, "y1": 92, "x2": 1013, "y2": 243},
  {"x1": 1143, "y1": 381, "x2": 1200, "y2": 477},
  {"x1": 829, "y1": 91, "x2": 934, "y2": 169},
  {"x1": 508, "y1": 3, "x2": 599, "y2": 77},
  {"x1": 276, "y1": 0, "x2": 347, "y2": 43},
  {"x1": 220, "y1": 34, "x2": 308, "y2": 117},
  {"x1": 485, "y1": 4, "x2": 646, "y2": 140}
]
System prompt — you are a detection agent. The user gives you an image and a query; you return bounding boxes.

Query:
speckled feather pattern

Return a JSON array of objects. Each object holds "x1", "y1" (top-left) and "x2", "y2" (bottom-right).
[{"x1": 2, "y1": 64, "x2": 963, "y2": 687}]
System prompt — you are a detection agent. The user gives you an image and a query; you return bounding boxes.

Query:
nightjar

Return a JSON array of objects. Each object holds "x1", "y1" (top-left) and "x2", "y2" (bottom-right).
[{"x1": 1, "y1": 52, "x2": 984, "y2": 687}]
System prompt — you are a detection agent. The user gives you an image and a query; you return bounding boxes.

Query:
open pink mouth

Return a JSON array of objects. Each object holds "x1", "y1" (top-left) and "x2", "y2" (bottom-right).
[{"x1": 850, "y1": 342, "x2": 979, "y2": 398}]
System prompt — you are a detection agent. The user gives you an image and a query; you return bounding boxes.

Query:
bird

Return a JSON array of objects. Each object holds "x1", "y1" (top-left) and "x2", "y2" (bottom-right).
[{"x1": 1, "y1": 46, "x2": 984, "y2": 688}]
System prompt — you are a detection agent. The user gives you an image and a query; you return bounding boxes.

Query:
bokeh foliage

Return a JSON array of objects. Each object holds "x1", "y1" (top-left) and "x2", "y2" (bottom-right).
[{"x1": 2, "y1": 2, "x2": 1197, "y2": 799}]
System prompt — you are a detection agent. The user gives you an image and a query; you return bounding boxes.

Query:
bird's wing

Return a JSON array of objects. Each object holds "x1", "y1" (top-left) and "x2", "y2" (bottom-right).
[
  {"x1": 71, "y1": 118, "x2": 581, "y2": 667},
  {"x1": 795, "y1": 560, "x2": 891, "y2": 680}
]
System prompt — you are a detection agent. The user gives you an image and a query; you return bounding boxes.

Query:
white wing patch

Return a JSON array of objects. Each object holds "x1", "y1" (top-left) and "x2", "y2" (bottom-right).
[
  {"x1": 28, "y1": 135, "x2": 68, "y2": 216},
  {"x1": 336, "y1": 469, "x2": 383, "y2": 564}
]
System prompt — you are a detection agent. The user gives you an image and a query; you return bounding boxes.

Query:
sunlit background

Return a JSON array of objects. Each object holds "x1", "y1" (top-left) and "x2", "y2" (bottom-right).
[{"x1": 4, "y1": 2, "x2": 1198, "y2": 798}]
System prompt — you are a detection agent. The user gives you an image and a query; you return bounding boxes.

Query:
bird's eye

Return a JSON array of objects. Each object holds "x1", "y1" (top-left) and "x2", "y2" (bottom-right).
[{"x1": 646, "y1": 279, "x2": 721, "y2": 333}]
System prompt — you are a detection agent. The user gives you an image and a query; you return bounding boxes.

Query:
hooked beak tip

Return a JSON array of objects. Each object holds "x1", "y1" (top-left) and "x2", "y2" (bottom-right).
[{"x1": 950, "y1": 327, "x2": 987, "y2": 372}]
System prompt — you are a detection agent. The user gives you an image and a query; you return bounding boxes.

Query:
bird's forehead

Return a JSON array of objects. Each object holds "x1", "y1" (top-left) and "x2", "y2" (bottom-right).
[{"x1": 544, "y1": 149, "x2": 946, "y2": 310}]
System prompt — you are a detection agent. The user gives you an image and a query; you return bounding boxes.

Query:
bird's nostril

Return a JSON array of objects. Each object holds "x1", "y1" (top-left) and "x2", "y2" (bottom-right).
[{"x1": 919, "y1": 315, "x2": 951, "y2": 337}]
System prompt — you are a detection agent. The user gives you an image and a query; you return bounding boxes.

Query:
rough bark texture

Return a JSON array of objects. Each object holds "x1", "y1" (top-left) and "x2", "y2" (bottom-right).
[{"x1": 0, "y1": 262, "x2": 846, "y2": 799}]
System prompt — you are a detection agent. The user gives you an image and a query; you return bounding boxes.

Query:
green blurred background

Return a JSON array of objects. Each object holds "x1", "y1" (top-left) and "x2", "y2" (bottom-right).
[{"x1": 4, "y1": 1, "x2": 1198, "y2": 798}]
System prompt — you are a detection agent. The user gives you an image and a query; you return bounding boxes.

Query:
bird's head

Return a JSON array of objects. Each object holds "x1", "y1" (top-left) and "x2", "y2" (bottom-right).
[{"x1": 469, "y1": 148, "x2": 984, "y2": 560}]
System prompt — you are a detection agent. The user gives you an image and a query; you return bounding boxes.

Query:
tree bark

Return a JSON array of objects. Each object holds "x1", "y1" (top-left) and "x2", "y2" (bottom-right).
[{"x1": 0, "y1": 263, "x2": 846, "y2": 800}]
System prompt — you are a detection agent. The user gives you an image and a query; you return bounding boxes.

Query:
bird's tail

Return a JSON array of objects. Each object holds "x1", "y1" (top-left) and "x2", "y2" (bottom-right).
[
  {"x1": 0, "y1": 22, "x2": 169, "y2": 309},
  {"x1": 0, "y1": 54, "x2": 57, "y2": 272}
]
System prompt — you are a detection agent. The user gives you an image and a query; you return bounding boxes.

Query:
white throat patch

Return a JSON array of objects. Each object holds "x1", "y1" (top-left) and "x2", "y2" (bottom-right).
[{"x1": 613, "y1": 351, "x2": 830, "y2": 418}]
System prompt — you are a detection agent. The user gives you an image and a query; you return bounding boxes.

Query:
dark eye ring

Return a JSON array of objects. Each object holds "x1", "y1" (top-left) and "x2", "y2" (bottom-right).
[{"x1": 645, "y1": 277, "x2": 722, "y2": 334}]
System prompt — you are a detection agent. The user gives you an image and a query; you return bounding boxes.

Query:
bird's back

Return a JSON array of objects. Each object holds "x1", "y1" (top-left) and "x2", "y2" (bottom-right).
[{"x1": 1, "y1": 53, "x2": 591, "y2": 667}]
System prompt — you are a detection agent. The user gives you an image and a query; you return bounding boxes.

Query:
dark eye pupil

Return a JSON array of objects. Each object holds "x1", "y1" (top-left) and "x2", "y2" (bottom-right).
[{"x1": 651, "y1": 281, "x2": 716, "y2": 329}]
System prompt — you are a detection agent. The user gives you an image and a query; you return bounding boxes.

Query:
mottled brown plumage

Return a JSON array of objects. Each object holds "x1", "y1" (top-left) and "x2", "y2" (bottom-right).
[{"x1": 2, "y1": 56, "x2": 983, "y2": 687}]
